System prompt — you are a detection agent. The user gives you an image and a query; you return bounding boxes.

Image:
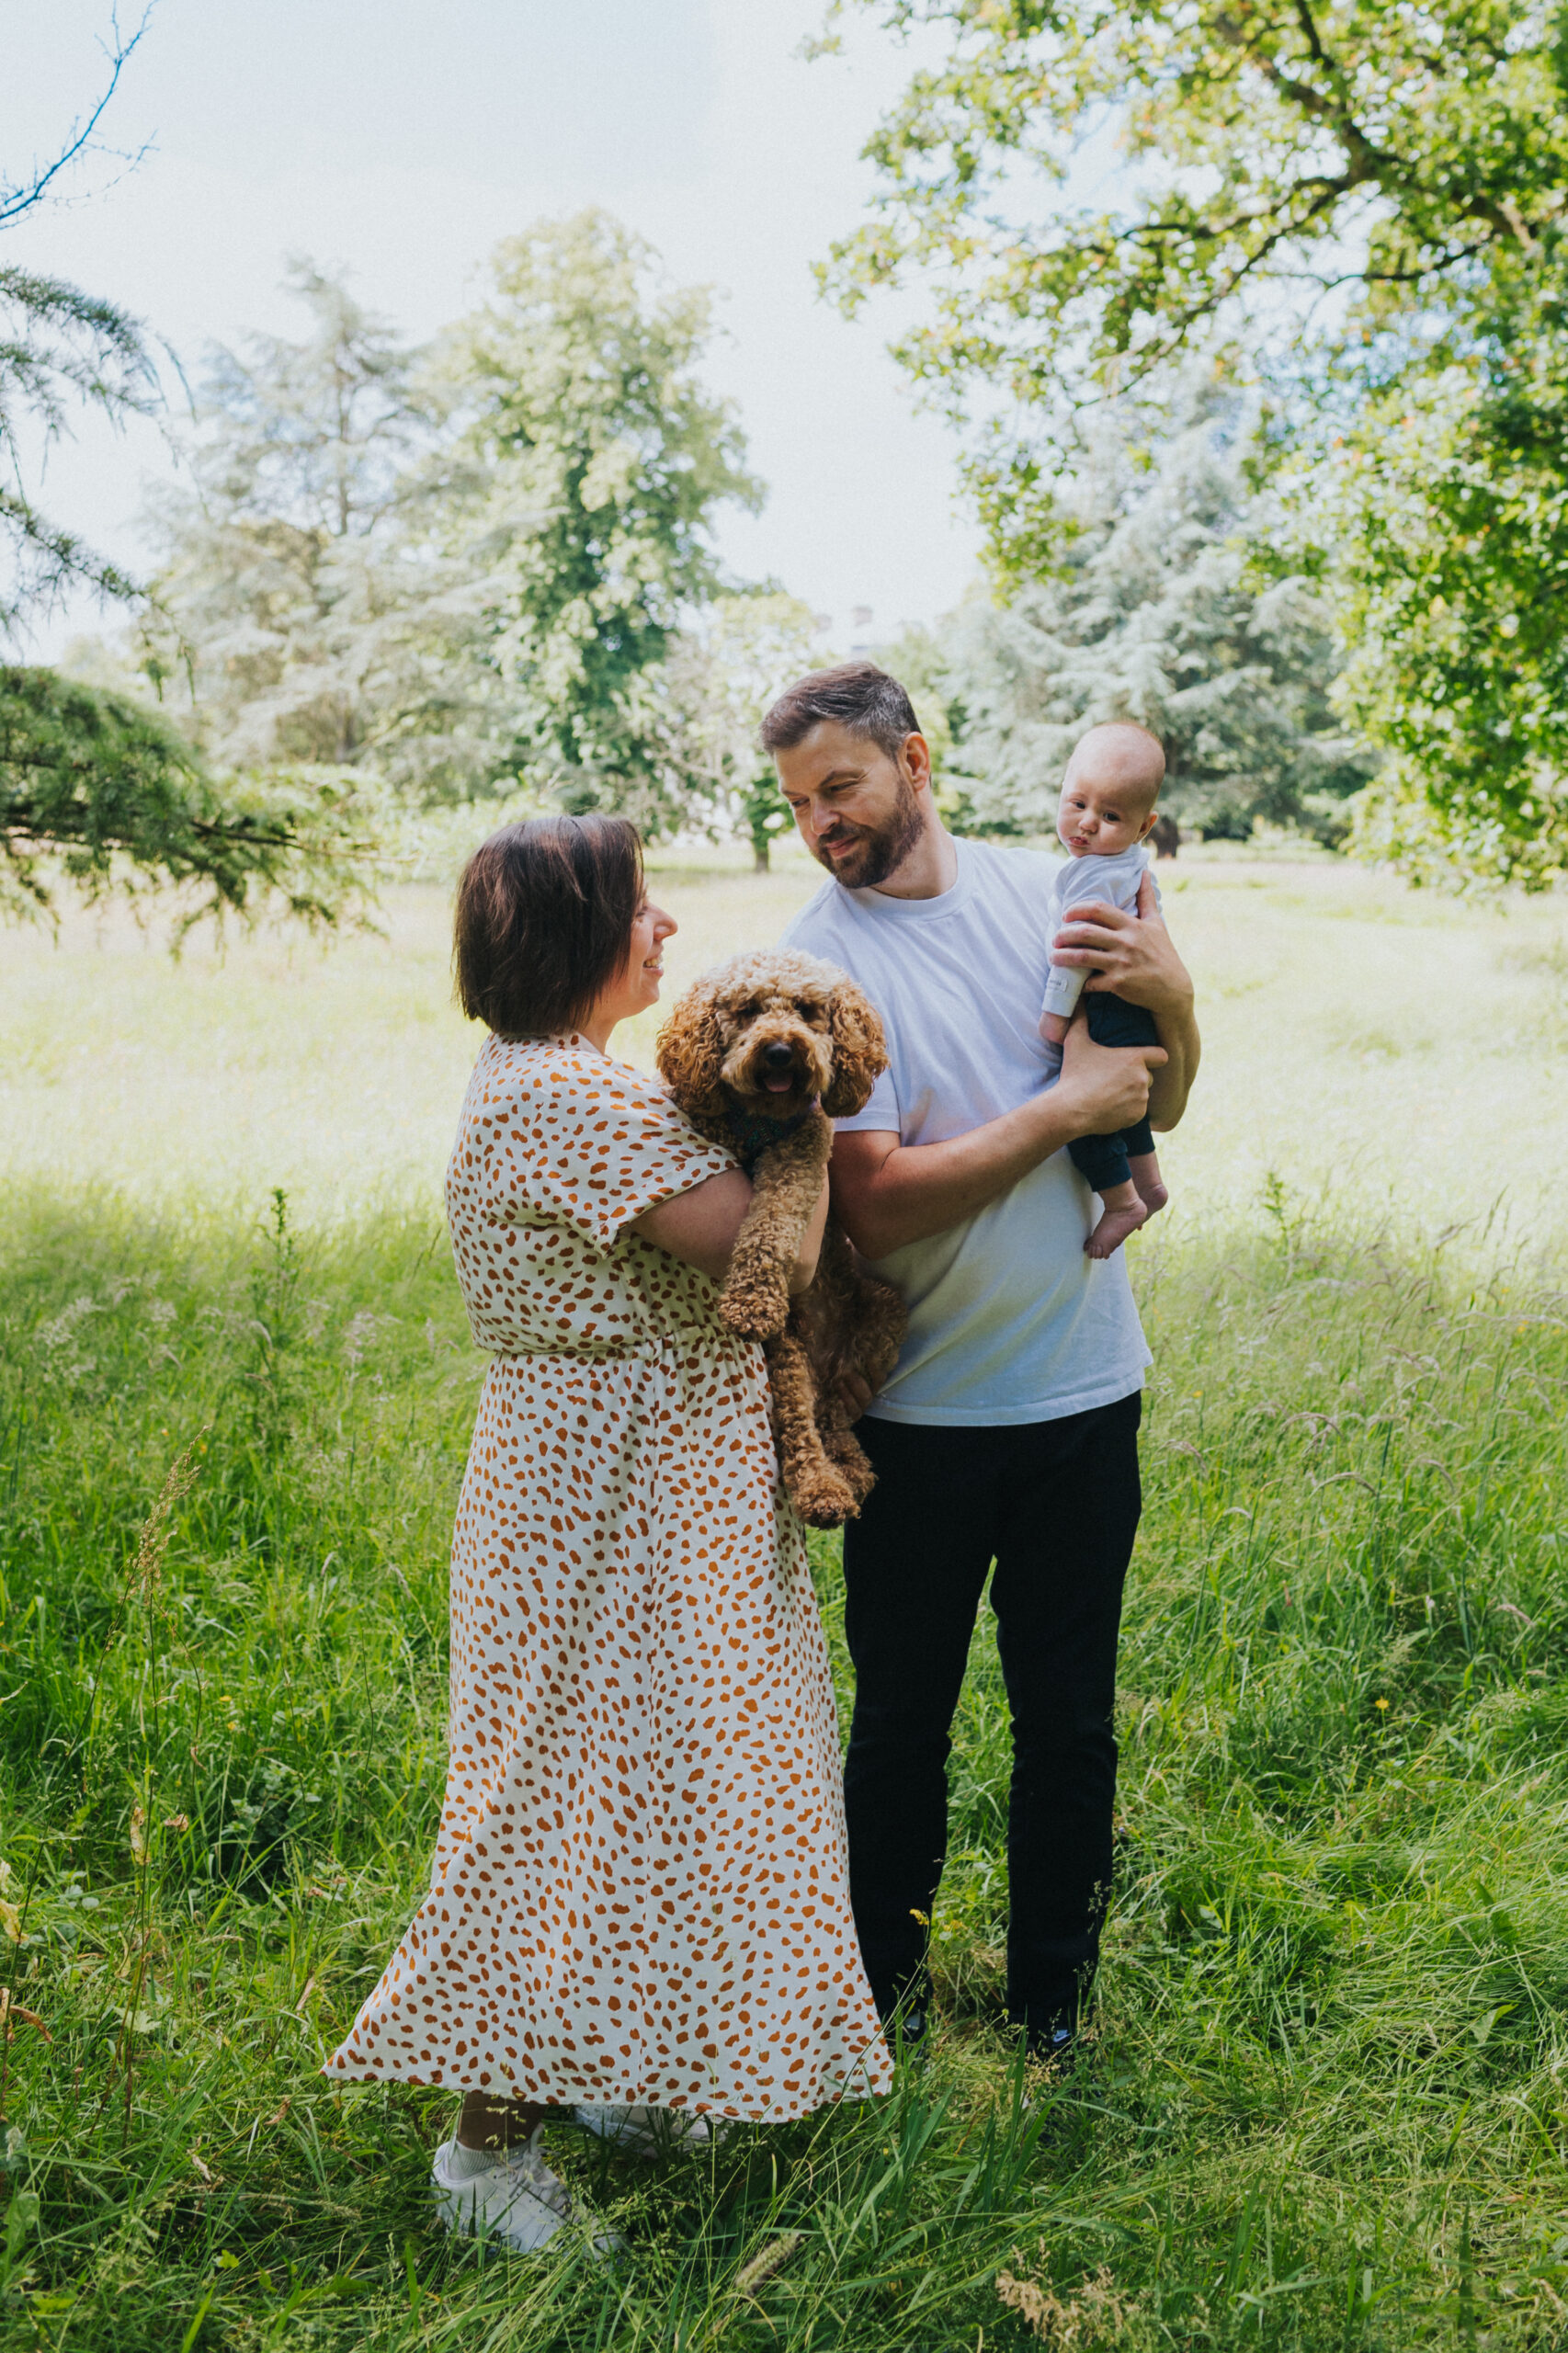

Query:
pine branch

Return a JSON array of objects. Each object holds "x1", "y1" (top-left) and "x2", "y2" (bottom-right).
[{"x1": 0, "y1": 666, "x2": 380, "y2": 927}]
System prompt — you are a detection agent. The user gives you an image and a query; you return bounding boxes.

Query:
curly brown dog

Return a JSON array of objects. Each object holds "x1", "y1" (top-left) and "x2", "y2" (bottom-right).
[{"x1": 657, "y1": 949, "x2": 907, "y2": 1529}]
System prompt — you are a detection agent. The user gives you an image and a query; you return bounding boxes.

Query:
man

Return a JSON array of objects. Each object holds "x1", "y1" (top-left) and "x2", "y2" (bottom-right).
[{"x1": 768, "y1": 663, "x2": 1199, "y2": 2060}]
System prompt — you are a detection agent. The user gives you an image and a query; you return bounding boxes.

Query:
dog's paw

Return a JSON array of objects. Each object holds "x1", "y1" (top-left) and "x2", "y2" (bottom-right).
[{"x1": 787, "y1": 1470, "x2": 861, "y2": 1529}]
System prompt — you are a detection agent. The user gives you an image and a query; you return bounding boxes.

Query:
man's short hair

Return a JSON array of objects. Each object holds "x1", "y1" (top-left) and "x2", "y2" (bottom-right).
[{"x1": 759, "y1": 662, "x2": 920, "y2": 765}]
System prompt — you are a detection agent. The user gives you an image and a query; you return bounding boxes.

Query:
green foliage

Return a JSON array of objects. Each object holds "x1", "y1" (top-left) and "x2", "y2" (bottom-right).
[
  {"x1": 939, "y1": 389, "x2": 1373, "y2": 843},
  {"x1": 823, "y1": 0, "x2": 1568, "y2": 878},
  {"x1": 823, "y1": 0, "x2": 1566, "y2": 502},
  {"x1": 1289, "y1": 356, "x2": 1568, "y2": 886},
  {"x1": 1, "y1": 6, "x2": 162, "y2": 631},
  {"x1": 0, "y1": 666, "x2": 380, "y2": 926},
  {"x1": 0, "y1": 45, "x2": 383, "y2": 929},
  {"x1": 658, "y1": 593, "x2": 824, "y2": 868},
  {"x1": 432, "y1": 210, "x2": 764, "y2": 835},
  {"x1": 122, "y1": 223, "x2": 767, "y2": 842},
  {"x1": 133, "y1": 261, "x2": 511, "y2": 807},
  {"x1": 0, "y1": 268, "x2": 155, "y2": 630},
  {"x1": 3, "y1": 1188, "x2": 1568, "y2": 2343}
]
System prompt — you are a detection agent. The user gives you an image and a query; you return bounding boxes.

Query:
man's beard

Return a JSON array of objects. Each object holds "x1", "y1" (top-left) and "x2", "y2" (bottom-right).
[{"x1": 811, "y1": 779, "x2": 925, "y2": 890}]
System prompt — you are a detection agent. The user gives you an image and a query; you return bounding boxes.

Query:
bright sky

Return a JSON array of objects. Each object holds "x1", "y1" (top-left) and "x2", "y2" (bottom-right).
[{"x1": 5, "y1": 0, "x2": 983, "y2": 660}]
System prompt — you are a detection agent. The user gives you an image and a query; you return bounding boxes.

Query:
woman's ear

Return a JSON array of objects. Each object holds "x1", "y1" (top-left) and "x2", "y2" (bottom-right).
[
  {"x1": 821, "y1": 979, "x2": 888, "y2": 1118},
  {"x1": 656, "y1": 982, "x2": 729, "y2": 1117}
]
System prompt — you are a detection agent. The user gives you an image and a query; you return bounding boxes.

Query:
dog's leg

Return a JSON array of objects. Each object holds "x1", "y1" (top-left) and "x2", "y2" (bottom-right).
[
  {"x1": 798, "y1": 1222, "x2": 907, "y2": 1509},
  {"x1": 720, "y1": 1114, "x2": 832, "y2": 1341},
  {"x1": 767, "y1": 1325, "x2": 860, "y2": 1529}
]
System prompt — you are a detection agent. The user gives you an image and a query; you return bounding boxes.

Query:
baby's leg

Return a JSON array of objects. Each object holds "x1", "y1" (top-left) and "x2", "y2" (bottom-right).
[
  {"x1": 1040, "y1": 1008, "x2": 1071, "y2": 1046},
  {"x1": 1068, "y1": 1131, "x2": 1150, "y2": 1257},
  {"x1": 1084, "y1": 1178, "x2": 1149, "y2": 1260},
  {"x1": 1128, "y1": 1149, "x2": 1168, "y2": 1222}
]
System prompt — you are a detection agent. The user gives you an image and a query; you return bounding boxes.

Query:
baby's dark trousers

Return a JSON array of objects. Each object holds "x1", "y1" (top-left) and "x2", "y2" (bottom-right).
[{"x1": 1067, "y1": 990, "x2": 1158, "y2": 1195}]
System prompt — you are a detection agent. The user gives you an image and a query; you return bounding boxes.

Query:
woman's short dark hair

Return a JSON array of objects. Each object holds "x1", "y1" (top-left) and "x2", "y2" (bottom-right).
[
  {"x1": 758, "y1": 662, "x2": 920, "y2": 764},
  {"x1": 453, "y1": 813, "x2": 644, "y2": 1038}
]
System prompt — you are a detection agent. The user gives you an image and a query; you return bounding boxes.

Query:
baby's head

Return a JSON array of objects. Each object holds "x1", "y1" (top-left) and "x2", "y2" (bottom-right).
[{"x1": 1056, "y1": 722, "x2": 1165, "y2": 857}]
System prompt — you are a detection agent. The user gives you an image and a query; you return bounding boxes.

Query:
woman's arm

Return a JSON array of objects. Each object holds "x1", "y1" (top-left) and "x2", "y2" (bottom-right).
[
  {"x1": 629, "y1": 1169, "x2": 830, "y2": 1290},
  {"x1": 630, "y1": 1170, "x2": 753, "y2": 1284}
]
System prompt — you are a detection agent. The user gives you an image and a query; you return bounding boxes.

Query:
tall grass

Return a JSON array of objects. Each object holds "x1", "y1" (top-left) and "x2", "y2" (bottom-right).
[{"x1": 1, "y1": 1182, "x2": 1567, "y2": 2347}]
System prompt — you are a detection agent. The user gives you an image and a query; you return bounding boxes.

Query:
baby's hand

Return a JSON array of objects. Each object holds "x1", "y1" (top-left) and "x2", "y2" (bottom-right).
[{"x1": 1040, "y1": 1009, "x2": 1070, "y2": 1046}]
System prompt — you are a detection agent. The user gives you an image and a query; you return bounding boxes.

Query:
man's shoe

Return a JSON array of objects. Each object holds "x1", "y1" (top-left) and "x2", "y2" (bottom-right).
[
  {"x1": 1024, "y1": 2023, "x2": 1077, "y2": 2069},
  {"x1": 570, "y1": 2103, "x2": 725, "y2": 2158}
]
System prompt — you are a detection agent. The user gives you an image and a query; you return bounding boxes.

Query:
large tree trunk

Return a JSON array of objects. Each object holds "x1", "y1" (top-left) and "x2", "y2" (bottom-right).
[{"x1": 752, "y1": 838, "x2": 770, "y2": 873}]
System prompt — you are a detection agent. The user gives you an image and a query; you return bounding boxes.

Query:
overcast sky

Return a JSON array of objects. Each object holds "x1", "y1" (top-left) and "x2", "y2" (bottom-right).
[{"x1": 6, "y1": 0, "x2": 985, "y2": 659}]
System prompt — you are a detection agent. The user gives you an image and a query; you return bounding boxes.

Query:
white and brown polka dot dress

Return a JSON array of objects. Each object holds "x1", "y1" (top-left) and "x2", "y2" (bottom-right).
[{"x1": 325, "y1": 1033, "x2": 892, "y2": 2119}]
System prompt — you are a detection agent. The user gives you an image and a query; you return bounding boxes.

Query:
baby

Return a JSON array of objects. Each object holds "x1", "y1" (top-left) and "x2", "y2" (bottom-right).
[{"x1": 1040, "y1": 722, "x2": 1170, "y2": 1259}]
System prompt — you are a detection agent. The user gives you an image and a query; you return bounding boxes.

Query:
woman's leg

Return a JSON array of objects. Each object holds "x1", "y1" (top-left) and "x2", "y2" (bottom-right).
[{"x1": 457, "y1": 2093, "x2": 551, "y2": 2149}]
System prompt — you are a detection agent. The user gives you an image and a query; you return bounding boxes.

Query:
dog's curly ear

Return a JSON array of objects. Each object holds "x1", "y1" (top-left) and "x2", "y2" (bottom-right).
[
  {"x1": 821, "y1": 977, "x2": 889, "y2": 1118},
  {"x1": 657, "y1": 979, "x2": 729, "y2": 1118}
]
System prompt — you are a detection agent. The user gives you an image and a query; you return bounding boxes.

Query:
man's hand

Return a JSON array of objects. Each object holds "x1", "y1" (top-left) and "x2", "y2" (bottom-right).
[
  {"x1": 1051, "y1": 872, "x2": 1200, "y2": 1131},
  {"x1": 834, "y1": 1367, "x2": 875, "y2": 1423},
  {"x1": 1056, "y1": 1016, "x2": 1165, "y2": 1138},
  {"x1": 1051, "y1": 871, "x2": 1194, "y2": 1019}
]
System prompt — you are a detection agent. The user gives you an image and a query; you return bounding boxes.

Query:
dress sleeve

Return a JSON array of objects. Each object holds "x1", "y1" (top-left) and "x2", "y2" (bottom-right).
[{"x1": 522, "y1": 1051, "x2": 737, "y2": 1253}]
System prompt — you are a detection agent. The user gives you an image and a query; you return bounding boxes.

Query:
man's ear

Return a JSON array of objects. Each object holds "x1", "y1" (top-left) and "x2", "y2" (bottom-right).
[{"x1": 900, "y1": 731, "x2": 933, "y2": 793}]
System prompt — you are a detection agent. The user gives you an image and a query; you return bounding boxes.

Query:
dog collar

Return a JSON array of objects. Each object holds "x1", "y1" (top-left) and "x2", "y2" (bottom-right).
[{"x1": 723, "y1": 1097, "x2": 815, "y2": 1174}]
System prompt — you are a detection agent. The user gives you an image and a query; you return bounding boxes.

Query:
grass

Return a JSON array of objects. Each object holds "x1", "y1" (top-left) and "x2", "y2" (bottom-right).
[
  {"x1": 4, "y1": 847, "x2": 1568, "y2": 2346},
  {"x1": 2, "y1": 1183, "x2": 1568, "y2": 2348},
  {"x1": 5, "y1": 846, "x2": 1568, "y2": 1245}
]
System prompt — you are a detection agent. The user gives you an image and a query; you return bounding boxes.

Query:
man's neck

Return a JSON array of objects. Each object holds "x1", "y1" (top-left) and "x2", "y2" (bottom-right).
[{"x1": 869, "y1": 815, "x2": 959, "y2": 902}]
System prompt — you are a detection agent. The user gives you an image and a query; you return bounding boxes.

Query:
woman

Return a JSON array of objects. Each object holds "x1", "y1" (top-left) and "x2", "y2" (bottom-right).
[{"x1": 326, "y1": 815, "x2": 891, "y2": 2251}]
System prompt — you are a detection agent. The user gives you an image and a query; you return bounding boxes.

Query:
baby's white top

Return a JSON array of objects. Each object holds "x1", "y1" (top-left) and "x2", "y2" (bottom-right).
[
  {"x1": 1038, "y1": 839, "x2": 1159, "y2": 1039},
  {"x1": 1048, "y1": 839, "x2": 1154, "y2": 916}
]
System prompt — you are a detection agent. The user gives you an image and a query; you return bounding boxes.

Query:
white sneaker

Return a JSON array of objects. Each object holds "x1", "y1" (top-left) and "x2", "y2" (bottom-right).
[
  {"x1": 571, "y1": 2103, "x2": 726, "y2": 2159},
  {"x1": 430, "y1": 2134, "x2": 574, "y2": 2253}
]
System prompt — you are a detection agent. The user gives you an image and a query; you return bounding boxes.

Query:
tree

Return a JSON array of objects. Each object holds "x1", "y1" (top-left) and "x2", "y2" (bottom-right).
[
  {"x1": 1286, "y1": 340, "x2": 1568, "y2": 886},
  {"x1": 2, "y1": 24, "x2": 377, "y2": 922},
  {"x1": 1, "y1": 665, "x2": 379, "y2": 927},
  {"x1": 137, "y1": 259, "x2": 506, "y2": 803},
  {"x1": 655, "y1": 594, "x2": 824, "y2": 868},
  {"x1": 821, "y1": 0, "x2": 1568, "y2": 878},
  {"x1": 1, "y1": 14, "x2": 160, "y2": 631},
  {"x1": 940, "y1": 392, "x2": 1371, "y2": 842},
  {"x1": 431, "y1": 210, "x2": 764, "y2": 835}
]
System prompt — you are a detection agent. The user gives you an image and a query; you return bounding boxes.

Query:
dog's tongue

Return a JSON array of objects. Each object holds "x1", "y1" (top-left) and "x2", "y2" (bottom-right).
[{"x1": 763, "y1": 1074, "x2": 795, "y2": 1094}]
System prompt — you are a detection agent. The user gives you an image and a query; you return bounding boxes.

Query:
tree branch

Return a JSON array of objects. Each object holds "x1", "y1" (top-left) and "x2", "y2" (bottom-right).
[{"x1": 0, "y1": 6, "x2": 156, "y2": 232}]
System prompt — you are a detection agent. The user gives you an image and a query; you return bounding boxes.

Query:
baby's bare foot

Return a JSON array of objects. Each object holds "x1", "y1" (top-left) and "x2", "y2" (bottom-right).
[
  {"x1": 1085, "y1": 1198, "x2": 1149, "y2": 1257},
  {"x1": 1128, "y1": 1152, "x2": 1168, "y2": 1221},
  {"x1": 1085, "y1": 1189, "x2": 1150, "y2": 1259}
]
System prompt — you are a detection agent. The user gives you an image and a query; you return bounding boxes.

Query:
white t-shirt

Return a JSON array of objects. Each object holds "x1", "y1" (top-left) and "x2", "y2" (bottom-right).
[{"x1": 780, "y1": 835, "x2": 1152, "y2": 1427}]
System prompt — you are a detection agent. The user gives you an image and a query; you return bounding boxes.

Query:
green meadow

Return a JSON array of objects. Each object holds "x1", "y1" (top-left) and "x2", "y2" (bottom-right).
[{"x1": 2, "y1": 849, "x2": 1567, "y2": 2349}]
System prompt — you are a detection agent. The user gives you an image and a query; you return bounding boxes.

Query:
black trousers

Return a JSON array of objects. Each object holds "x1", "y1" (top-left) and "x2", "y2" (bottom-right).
[
  {"x1": 841, "y1": 1391, "x2": 1142, "y2": 2036},
  {"x1": 1067, "y1": 991, "x2": 1158, "y2": 1194}
]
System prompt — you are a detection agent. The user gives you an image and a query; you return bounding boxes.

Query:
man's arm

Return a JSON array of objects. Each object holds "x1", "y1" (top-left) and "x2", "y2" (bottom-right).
[
  {"x1": 1050, "y1": 872, "x2": 1199, "y2": 1131},
  {"x1": 830, "y1": 1021, "x2": 1165, "y2": 1261}
]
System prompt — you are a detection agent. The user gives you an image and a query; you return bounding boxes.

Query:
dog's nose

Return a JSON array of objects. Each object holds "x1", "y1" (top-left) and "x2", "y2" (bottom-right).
[{"x1": 762, "y1": 1041, "x2": 795, "y2": 1073}]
